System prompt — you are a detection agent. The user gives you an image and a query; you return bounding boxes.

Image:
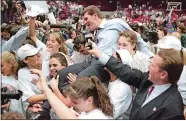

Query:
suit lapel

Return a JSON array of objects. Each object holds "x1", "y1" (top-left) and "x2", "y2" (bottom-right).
[{"x1": 131, "y1": 84, "x2": 177, "y2": 119}]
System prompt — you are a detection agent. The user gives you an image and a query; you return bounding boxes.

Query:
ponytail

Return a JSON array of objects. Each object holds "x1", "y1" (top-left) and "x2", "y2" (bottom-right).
[{"x1": 89, "y1": 76, "x2": 113, "y2": 117}]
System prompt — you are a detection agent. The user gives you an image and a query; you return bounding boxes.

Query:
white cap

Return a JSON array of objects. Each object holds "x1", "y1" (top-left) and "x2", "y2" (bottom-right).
[
  {"x1": 26, "y1": 5, "x2": 45, "y2": 17},
  {"x1": 113, "y1": 47, "x2": 132, "y2": 66},
  {"x1": 17, "y1": 44, "x2": 41, "y2": 60},
  {"x1": 155, "y1": 36, "x2": 182, "y2": 51}
]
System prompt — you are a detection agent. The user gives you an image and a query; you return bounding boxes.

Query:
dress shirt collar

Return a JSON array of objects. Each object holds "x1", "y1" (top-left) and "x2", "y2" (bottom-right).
[{"x1": 154, "y1": 83, "x2": 172, "y2": 90}]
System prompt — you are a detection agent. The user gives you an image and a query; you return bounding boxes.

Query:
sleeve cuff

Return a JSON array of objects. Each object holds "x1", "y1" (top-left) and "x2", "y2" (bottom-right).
[{"x1": 98, "y1": 52, "x2": 110, "y2": 65}]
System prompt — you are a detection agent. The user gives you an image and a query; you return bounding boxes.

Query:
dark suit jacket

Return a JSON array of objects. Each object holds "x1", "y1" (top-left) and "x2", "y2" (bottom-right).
[{"x1": 105, "y1": 56, "x2": 184, "y2": 120}]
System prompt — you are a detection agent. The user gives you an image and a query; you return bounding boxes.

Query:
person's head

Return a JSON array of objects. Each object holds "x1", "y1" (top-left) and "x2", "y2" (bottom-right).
[
  {"x1": 1, "y1": 51, "x2": 19, "y2": 77},
  {"x1": 156, "y1": 36, "x2": 186, "y2": 65},
  {"x1": 49, "y1": 53, "x2": 68, "y2": 78},
  {"x1": 170, "y1": 32, "x2": 181, "y2": 40},
  {"x1": 82, "y1": 5, "x2": 103, "y2": 31},
  {"x1": 177, "y1": 24, "x2": 186, "y2": 34},
  {"x1": 157, "y1": 26, "x2": 167, "y2": 40},
  {"x1": 118, "y1": 30, "x2": 137, "y2": 55},
  {"x1": 76, "y1": 22, "x2": 82, "y2": 31},
  {"x1": 1, "y1": 112, "x2": 25, "y2": 120},
  {"x1": 148, "y1": 49, "x2": 183, "y2": 84},
  {"x1": 69, "y1": 29, "x2": 77, "y2": 39},
  {"x1": 64, "y1": 76, "x2": 113, "y2": 116},
  {"x1": 73, "y1": 34, "x2": 90, "y2": 55},
  {"x1": 1, "y1": 25, "x2": 12, "y2": 40},
  {"x1": 17, "y1": 44, "x2": 41, "y2": 69},
  {"x1": 46, "y1": 32, "x2": 68, "y2": 55}
]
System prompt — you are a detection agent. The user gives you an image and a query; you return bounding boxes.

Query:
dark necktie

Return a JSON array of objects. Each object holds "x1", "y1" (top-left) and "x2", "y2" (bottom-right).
[
  {"x1": 94, "y1": 28, "x2": 101, "y2": 44},
  {"x1": 146, "y1": 85, "x2": 155, "y2": 99}
]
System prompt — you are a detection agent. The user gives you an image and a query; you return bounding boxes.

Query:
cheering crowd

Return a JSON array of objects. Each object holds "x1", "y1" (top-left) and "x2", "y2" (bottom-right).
[{"x1": 1, "y1": 0, "x2": 186, "y2": 120}]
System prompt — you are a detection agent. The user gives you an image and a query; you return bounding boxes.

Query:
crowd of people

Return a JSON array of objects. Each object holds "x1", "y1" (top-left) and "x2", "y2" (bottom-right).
[{"x1": 1, "y1": 0, "x2": 186, "y2": 120}]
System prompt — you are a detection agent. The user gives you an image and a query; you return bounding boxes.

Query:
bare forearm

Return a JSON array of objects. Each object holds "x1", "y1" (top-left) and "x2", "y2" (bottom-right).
[
  {"x1": 53, "y1": 88, "x2": 70, "y2": 107},
  {"x1": 28, "y1": 17, "x2": 37, "y2": 41},
  {"x1": 27, "y1": 94, "x2": 47, "y2": 104},
  {"x1": 43, "y1": 89, "x2": 78, "y2": 119}
]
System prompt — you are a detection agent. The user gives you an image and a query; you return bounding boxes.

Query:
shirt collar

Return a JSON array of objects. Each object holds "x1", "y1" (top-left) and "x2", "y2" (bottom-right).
[
  {"x1": 154, "y1": 83, "x2": 172, "y2": 90},
  {"x1": 98, "y1": 19, "x2": 107, "y2": 29}
]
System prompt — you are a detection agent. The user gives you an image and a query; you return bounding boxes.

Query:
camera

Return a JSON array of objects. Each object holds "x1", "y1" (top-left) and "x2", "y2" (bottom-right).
[
  {"x1": 1, "y1": 87, "x2": 23, "y2": 106},
  {"x1": 144, "y1": 30, "x2": 158, "y2": 44},
  {"x1": 73, "y1": 34, "x2": 93, "y2": 52}
]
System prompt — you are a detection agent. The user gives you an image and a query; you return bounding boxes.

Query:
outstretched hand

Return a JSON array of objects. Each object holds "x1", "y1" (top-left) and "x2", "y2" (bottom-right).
[
  {"x1": 50, "y1": 75, "x2": 59, "y2": 90},
  {"x1": 87, "y1": 48, "x2": 102, "y2": 58},
  {"x1": 67, "y1": 73, "x2": 77, "y2": 84}
]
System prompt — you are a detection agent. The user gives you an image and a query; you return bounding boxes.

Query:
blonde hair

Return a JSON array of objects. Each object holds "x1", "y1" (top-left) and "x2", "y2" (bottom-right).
[
  {"x1": 1, "y1": 51, "x2": 19, "y2": 78},
  {"x1": 171, "y1": 32, "x2": 181, "y2": 40},
  {"x1": 49, "y1": 32, "x2": 68, "y2": 55}
]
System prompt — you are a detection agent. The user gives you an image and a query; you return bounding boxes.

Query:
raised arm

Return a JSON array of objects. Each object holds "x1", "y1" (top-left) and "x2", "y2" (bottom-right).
[
  {"x1": 88, "y1": 48, "x2": 149, "y2": 88},
  {"x1": 30, "y1": 69, "x2": 78, "y2": 119},
  {"x1": 28, "y1": 17, "x2": 38, "y2": 42}
]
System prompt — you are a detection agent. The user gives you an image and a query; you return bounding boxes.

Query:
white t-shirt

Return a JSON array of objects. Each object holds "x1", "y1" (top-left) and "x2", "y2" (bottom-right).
[
  {"x1": 2, "y1": 75, "x2": 24, "y2": 116},
  {"x1": 18, "y1": 67, "x2": 42, "y2": 111},
  {"x1": 177, "y1": 65, "x2": 186, "y2": 105},
  {"x1": 108, "y1": 79, "x2": 133, "y2": 119},
  {"x1": 79, "y1": 109, "x2": 112, "y2": 119}
]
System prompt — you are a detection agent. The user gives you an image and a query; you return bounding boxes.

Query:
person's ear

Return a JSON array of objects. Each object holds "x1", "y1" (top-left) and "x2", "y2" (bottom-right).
[
  {"x1": 23, "y1": 58, "x2": 29, "y2": 64},
  {"x1": 87, "y1": 96, "x2": 93, "y2": 104},
  {"x1": 160, "y1": 71, "x2": 168, "y2": 80}
]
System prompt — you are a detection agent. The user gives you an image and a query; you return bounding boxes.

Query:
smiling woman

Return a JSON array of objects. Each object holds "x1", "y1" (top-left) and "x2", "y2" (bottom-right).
[{"x1": 49, "y1": 53, "x2": 68, "y2": 78}]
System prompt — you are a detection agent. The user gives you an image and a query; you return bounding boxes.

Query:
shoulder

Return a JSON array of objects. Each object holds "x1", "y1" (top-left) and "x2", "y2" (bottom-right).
[
  {"x1": 110, "y1": 79, "x2": 132, "y2": 94},
  {"x1": 79, "y1": 109, "x2": 109, "y2": 119},
  {"x1": 18, "y1": 68, "x2": 31, "y2": 76},
  {"x1": 105, "y1": 18, "x2": 131, "y2": 30}
]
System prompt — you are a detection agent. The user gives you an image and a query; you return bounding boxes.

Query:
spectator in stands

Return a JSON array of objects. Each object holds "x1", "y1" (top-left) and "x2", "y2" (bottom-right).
[
  {"x1": 30, "y1": 68, "x2": 114, "y2": 119},
  {"x1": 157, "y1": 26, "x2": 167, "y2": 40},
  {"x1": 88, "y1": 47, "x2": 184, "y2": 119},
  {"x1": 177, "y1": 24, "x2": 186, "y2": 48}
]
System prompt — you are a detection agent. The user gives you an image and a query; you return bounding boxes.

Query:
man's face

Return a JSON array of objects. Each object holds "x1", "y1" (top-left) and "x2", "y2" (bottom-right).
[
  {"x1": 82, "y1": 12, "x2": 98, "y2": 31},
  {"x1": 148, "y1": 55, "x2": 166, "y2": 83}
]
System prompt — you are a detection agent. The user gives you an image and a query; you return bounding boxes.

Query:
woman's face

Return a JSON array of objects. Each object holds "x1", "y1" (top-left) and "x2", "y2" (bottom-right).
[
  {"x1": 157, "y1": 30, "x2": 164, "y2": 39},
  {"x1": 1, "y1": 60, "x2": 13, "y2": 76},
  {"x1": 24, "y1": 53, "x2": 41, "y2": 68},
  {"x1": 49, "y1": 58, "x2": 65, "y2": 77},
  {"x1": 71, "y1": 31, "x2": 77, "y2": 39},
  {"x1": 117, "y1": 36, "x2": 135, "y2": 54},
  {"x1": 46, "y1": 35, "x2": 61, "y2": 54},
  {"x1": 70, "y1": 97, "x2": 89, "y2": 113}
]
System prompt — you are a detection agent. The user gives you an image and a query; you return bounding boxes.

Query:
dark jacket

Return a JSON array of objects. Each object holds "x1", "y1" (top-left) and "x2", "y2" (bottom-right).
[{"x1": 105, "y1": 56, "x2": 184, "y2": 120}]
